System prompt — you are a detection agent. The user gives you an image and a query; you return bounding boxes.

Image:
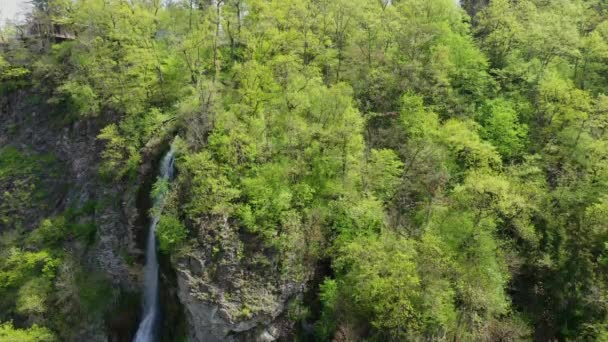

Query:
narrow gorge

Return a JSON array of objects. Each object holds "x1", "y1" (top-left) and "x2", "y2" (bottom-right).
[{"x1": 134, "y1": 146, "x2": 175, "y2": 342}]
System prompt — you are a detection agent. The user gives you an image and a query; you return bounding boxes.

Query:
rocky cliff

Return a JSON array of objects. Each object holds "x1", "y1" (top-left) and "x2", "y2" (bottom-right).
[
  {"x1": 0, "y1": 89, "x2": 163, "y2": 341},
  {"x1": 174, "y1": 215, "x2": 307, "y2": 341},
  {"x1": 1, "y1": 88, "x2": 307, "y2": 341}
]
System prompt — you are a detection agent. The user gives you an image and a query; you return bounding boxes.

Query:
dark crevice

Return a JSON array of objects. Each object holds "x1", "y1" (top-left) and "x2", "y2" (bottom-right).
[{"x1": 108, "y1": 139, "x2": 186, "y2": 342}]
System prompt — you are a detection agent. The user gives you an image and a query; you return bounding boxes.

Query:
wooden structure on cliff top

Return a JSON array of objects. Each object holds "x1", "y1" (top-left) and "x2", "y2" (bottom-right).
[
  {"x1": 27, "y1": 21, "x2": 76, "y2": 41},
  {"x1": 3, "y1": 20, "x2": 76, "y2": 43}
]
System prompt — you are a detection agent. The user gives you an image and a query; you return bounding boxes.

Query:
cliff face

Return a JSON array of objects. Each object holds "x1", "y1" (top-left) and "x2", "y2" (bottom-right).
[
  {"x1": 0, "y1": 89, "x2": 161, "y2": 341},
  {"x1": 1, "y1": 89, "x2": 303, "y2": 340},
  {"x1": 1, "y1": 90, "x2": 137, "y2": 277},
  {"x1": 174, "y1": 216, "x2": 308, "y2": 341}
]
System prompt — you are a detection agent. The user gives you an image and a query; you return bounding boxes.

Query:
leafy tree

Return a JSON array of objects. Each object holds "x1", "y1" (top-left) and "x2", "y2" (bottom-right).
[
  {"x1": 365, "y1": 149, "x2": 403, "y2": 202},
  {"x1": 5, "y1": 0, "x2": 608, "y2": 340},
  {"x1": 478, "y1": 98, "x2": 528, "y2": 159}
]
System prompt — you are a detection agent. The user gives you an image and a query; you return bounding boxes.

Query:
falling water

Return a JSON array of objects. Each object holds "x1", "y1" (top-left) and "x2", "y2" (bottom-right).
[{"x1": 134, "y1": 146, "x2": 176, "y2": 342}]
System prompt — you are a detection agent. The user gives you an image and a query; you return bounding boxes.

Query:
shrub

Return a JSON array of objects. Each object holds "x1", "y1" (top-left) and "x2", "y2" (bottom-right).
[
  {"x1": 0, "y1": 321, "x2": 56, "y2": 342},
  {"x1": 156, "y1": 215, "x2": 187, "y2": 254}
]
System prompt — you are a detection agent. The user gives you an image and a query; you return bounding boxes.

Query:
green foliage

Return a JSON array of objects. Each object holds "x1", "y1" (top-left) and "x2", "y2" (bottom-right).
[
  {"x1": 57, "y1": 80, "x2": 100, "y2": 117},
  {"x1": 16, "y1": 278, "x2": 52, "y2": 316},
  {"x1": 330, "y1": 233, "x2": 457, "y2": 340},
  {"x1": 28, "y1": 204, "x2": 98, "y2": 247},
  {"x1": 156, "y1": 215, "x2": 188, "y2": 254},
  {"x1": 315, "y1": 278, "x2": 338, "y2": 340},
  {"x1": 365, "y1": 149, "x2": 404, "y2": 201},
  {"x1": 0, "y1": 249, "x2": 60, "y2": 291},
  {"x1": 0, "y1": 321, "x2": 56, "y2": 342},
  {"x1": 97, "y1": 124, "x2": 141, "y2": 180},
  {"x1": 336, "y1": 235, "x2": 423, "y2": 337},
  {"x1": 0, "y1": 56, "x2": 31, "y2": 94},
  {"x1": 4, "y1": 0, "x2": 608, "y2": 340},
  {"x1": 151, "y1": 178, "x2": 170, "y2": 202},
  {"x1": 181, "y1": 151, "x2": 241, "y2": 216},
  {"x1": 329, "y1": 198, "x2": 386, "y2": 245},
  {"x1": 478, "y1": 98, "x2": 529, "y2": 159},
  {"x1": 238, "y1": 162, "x2": 293, "y2": 236}
]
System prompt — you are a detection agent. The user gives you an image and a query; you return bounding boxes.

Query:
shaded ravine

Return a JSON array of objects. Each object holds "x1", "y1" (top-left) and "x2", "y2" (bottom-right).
[{"x1": 134, "y1": 146, "x2": 176, "y2": 342}]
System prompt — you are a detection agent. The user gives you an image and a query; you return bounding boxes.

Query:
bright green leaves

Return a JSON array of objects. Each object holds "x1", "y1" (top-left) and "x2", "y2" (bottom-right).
[
  {"x1": 478, "y1": 98, "x2": 528, "y2": 159},
  {"x1": 398, "y1": 92, "x2": 501, "y2": 175},
  {"x1": 97, "y1": 124, "x2": 141, "y2": 180},
  {"x1": 181, "y1": 150, "x2": 240, "y2": 217},
  {"x1": 98, "y1": 108, "x2": 171, "y2": 180},
  {"x1": 329, "y1": 198, "x2": 387, "y2": 246},
  {"x1": 409, "y1": 167, "x2": 542, "y2": 337},
  {"x1": 478, "y1": 0, "x2": 581, "y2": 83},
  {"x1": 16, "y1": 278, "x2": 52, "y2": 316},
  {"x1": 27, "y1": 0, "x2": 191, "y2": 182},
  {"x1": 29, "y1": 218, "x2": 69, "y2": 247},
  {"x1": 538, "y1": 73, "x2": 591, "y2": 133},
  {"x1": 0, "y1": 248, "x2": 60, "y2": 324},
  {"x1": 365, "y1": 149, "x2": 403, "y2": 202},
  {"x1": 7, "y1": 0, "x2": 608, "y2": 339},
  {"x1": 56, "y1": 80, "x2": 99, "y2": 117},
  {"x1": 414, "y1": 234, "x2": 458, "y2": 333},
  {"x1": 0, "y1": 55, "x2": 30, "y2": 94},
  {"x1": 476, "y1": 0, "x2": 523, "y2": 68},
  {"x1": 423, "y1": 207, "x2": 511, "y2": 335},
  {"x1": 0, "y1": 249, "x2": 59, "y2": 290},
  {"x1": 304, "y1": 84, "x2": 365, "y2": 196},
  {"x1": 181, "y1": 66, "x2": 367, "y2": 248},
  {"x1": 329, "y1": 233, "x2": 458, "y2": 340},
  {"x1": 454, "y1": 170, "x2": 539, "y2": 242},
  {"x1": 400, "y1": 93, "x2": 440, "y2": 140},
  {"x1": 151, "y1": 178, "x2": 170, "y2": 205},
  {"x1": 333, "y1": 234, "x2": 424, "y2": 339},
  {"x1": 440, "y1": 119, "x2": 501, "y2": 171},
  {"x1": 356, "y1": 90, "x2": 529, "y2": 340},
  {"x1": 156, "y1": 215, "x2": 188, "y2": 254},
  {"x1": 0, "y1": 216, "x2": 109, "y2": 336},
  {"x1": 0, "y1": 321, "x2": 56, "y2": 342},
  {"x1": 475, "y1": 1, "x2": 608, "y2": 339},
  {"x1": 28, "y1": 205, "x2": 98, "y2": 247},
  {"x1": 238, "y1": 162, "x2": 292, "y2": 236}
]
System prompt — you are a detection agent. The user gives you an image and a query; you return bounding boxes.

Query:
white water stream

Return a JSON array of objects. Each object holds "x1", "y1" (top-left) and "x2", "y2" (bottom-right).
[{"x1": 134, "y1": 146, "x2": 175, "y2": 342}]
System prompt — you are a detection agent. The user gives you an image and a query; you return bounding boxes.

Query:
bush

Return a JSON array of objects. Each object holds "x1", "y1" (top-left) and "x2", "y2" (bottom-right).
[
  {"x1": 16, "y1": 278, "x2": 52, "y2": 316},
  {"x1": 156, "y1": 215, "x2": 187, "y2": 254},
  {"x1": 0, "y1": 321, "x2": 55, "y2": 342}
]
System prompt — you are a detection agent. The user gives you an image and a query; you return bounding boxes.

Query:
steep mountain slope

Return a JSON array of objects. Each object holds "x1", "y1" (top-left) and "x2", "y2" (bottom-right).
[{"x1": 2, "y1": 0, "x2": 608, "y2": 341}]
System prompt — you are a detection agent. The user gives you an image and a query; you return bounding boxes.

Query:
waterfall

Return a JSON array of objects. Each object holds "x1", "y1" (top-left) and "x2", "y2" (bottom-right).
[{"x1": 134, "y1": 146, "x2": 176, "y2": 342}]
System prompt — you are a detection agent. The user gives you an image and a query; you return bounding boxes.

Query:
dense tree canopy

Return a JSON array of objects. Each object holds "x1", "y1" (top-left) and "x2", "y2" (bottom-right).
[{"x1": 3, "y1": 0, "x2": 608, "y2": 340}]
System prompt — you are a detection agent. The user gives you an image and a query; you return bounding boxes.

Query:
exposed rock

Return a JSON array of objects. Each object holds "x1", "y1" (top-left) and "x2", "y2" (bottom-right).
[
  {"x1": 0, "y1": 89, "x2": 166, "y2": 339},
  {"x1": 174, "y1": 216, "x2": 309, "y2": 341},
  {"x1": 2, "y1": 88, "x2": 306, "y2": 341}
]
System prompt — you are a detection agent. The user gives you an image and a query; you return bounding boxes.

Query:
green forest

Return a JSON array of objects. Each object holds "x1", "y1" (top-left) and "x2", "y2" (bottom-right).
[{"x1": 1, "y1": 0, "x2": 608, "y2": 341}]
